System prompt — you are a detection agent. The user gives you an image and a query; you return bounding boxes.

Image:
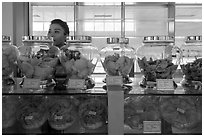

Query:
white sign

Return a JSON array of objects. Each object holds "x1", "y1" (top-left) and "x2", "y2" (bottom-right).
[
  {"x1": 68, "y1": 79, "x2": 85, "y2": 89},
  {"x1": 23, "y1": 78, "x2": 40, "y2": 89},
  {"x1": 156, "y1": 79, "x2": 174, "y2": 91},
  {"x1": 106, "y1": 76, "x2": 123, "y2": 86},
  {"x1": 143, "y1": 121, "x2": 161, "y2": 133}
]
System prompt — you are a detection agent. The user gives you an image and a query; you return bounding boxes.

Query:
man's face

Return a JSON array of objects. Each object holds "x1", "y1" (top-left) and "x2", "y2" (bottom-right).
[{"x1": 48, "y1": 23, "x2": 67, "y2": 48}]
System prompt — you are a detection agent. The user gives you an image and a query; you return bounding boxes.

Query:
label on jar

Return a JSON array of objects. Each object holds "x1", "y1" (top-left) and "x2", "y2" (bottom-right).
[
  {"x1": 25, "y1": 115, "x2": 33, "y2": 120},
  {"x1": 88, "y1": 111, "x2": 96, "y2": 115},
  {"x1": 156, "y1": 79, "x2": 174, "y2": 91},
  {"x1": 177, "y1": 108, "x2": 185, "y2": 114},
  {"x1": 106, "y1": 76, "x2": 123, "y2": 86},
  {"x1": 68, "y1": 79, "x2": 85, "y2": 89},
  {"x1": 54, "y1": 115, "x2": 63, "y2": 120},
  {"x1": 136, "y1": 109, "x2": 144, "y2": 113},
  {"x1": 143, "y1": 121, "x2": 161, "y2": 133},
  {"x1": 23, "y1": 78, "x2": 40, "y2": 89}
]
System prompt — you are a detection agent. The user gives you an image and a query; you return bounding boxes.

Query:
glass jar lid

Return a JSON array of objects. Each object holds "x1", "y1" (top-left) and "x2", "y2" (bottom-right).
[
  {"x1": 2, "y1": 35, "x2": 11, "y2": 42},
  {"x1": 107, "y1": 37, "x2": 129, "y2": 44},
  {"x1": 143, "y1": 36, "x2": 174, "y2": 43},
  {"x1": 185, "y1": 35, "x2": 202, "y2": 43},
  {"x1": 22, "y1": 36, "x2": 53, "y2": 43},
  {"x1": 67, "y1": 36, "x2": 92, "y2": 43}
]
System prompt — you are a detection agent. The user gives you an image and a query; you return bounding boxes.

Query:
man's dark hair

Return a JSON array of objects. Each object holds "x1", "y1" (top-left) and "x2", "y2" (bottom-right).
[{"x1": 51, "y1": 19, "x2": 69, "y2": 36}]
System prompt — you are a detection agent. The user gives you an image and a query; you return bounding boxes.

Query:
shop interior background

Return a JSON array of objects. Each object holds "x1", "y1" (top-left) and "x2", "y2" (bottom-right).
[{"x1": 2, "y1": 2, "x2": 202, "y2": 73}]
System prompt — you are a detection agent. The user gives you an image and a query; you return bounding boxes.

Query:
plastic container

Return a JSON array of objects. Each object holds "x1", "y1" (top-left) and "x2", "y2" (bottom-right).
[
  {"x1": 180, "y1": 36, "x2": 202, "y2": 94},
  {"x1": 17, "y1": 36, "x2": 59, "y2": 91},
  {"x1": 2, "y1": 35, "x2": 19, "y2": 93},
  {"x1": 136, "y1": 36, "x2": 180, "y2": 92},
  {"x1": 100, "y1": 37, "x2": 135, "y2": 84},
  {"x1": 60, "y1": 36, "x2": 99, "y2": 89}
]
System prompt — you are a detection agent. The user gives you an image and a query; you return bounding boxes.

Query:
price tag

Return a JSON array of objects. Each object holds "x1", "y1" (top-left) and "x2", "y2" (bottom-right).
[
  {"x1": 68, "y1": 79, "x2": 85, "y2": 89},
  {"x1": 23, "y1": 78, "x2": 40, "y2": 89},
  {"x1": 54, "y1": 115, "x2": 63, "y2": 120},
  {"x1": 177, "y1": 108, "x2": 185, "y2": 114},
  {"x1": 156, "y1": 79, "x2": 174, "y2": 91},
  {"x1": 143, "y1": 121, "x2": 161, "y2": 133},
  {"x1": 25, "y1": 116, "x2": 33, "y2": 120},
  {"x1": 136, "y1": 110, "x2": 144, "y2": 113},
  {"x1": 106, "y1": 76, "x2": 122, "y2": 86},
  {"x1": 88, "y1": 111, "x2": 96, "y2": 115}
]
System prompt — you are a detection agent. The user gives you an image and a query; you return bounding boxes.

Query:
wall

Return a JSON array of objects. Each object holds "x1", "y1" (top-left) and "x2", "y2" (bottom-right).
[
  {"x1": 2, "y1": 2, "x2": 29, "y2": 47},
  {"x1": 2, "y1": 2, "x2": 14, "y2": 43}
]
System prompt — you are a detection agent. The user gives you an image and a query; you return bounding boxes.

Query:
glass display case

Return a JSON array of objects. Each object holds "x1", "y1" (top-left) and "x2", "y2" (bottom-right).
[
  {"x1": 2, "y1": 77, "x2": 108, "y2": 135},
  {"x1": 2, "y1": 36, "x2": 201, "y2": 135},
  {"x1": 124, "y1": 94, "x2": 202, "y2": 135}
]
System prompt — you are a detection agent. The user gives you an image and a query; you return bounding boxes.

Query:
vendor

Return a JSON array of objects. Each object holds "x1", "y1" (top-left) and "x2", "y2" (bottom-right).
[{"x1": 47, "y1": 19, "x2": 70, "y2": 89}]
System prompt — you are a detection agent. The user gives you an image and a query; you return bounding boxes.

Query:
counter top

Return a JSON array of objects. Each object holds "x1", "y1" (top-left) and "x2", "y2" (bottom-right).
[{"x1": 2, "y1": 73, "x2": 201, "y2": 96}]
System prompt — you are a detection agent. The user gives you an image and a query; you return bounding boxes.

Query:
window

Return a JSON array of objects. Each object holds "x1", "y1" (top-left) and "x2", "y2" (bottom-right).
[
  {"x1": 30, "y1": 2, "x2": 202, "y2": 73},
  {"x1": 175, "y1": 3, "x2": 202, "y2": 49},
  {"x1": 31, "y1": 3, "x2": 74, "y2": 36}
]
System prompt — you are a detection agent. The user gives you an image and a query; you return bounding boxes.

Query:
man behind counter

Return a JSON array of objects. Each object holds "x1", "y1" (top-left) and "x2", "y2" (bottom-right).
[{"x1": 47, "y1": 19, "x2": 70, "y2": 90}]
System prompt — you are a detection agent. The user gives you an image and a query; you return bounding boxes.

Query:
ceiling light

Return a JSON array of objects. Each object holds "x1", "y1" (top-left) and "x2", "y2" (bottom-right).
[
  {"x1": 175, "y1": 19, "x2": 202, "y2": 22},
  {"x1": 94, "y1": 15, "x2": 112, "y2": 17}
]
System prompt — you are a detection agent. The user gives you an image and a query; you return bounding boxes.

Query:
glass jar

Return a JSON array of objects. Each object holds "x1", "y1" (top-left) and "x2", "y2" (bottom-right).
[
  {"x1": 136, "y1": 36, "x2": 180, "y2": 91},
  {"x1": 180, "y1": 36, "x2": 202, "y2": 94},
  {"x1": 100, "y1": 37, "x2": 135, "y2": 84},
  {"x1": 18, "y1": 36, "x2": 60, "y2": 90},
  {"x1": 60, "y1": 36, "x2": 99, "y2": 89},
  {"x1": 16, "y1": 95, "x2": 48, "y2": 131},
  {"x1": 2, "y1": 35, "x2": 19, "y2": 93}
]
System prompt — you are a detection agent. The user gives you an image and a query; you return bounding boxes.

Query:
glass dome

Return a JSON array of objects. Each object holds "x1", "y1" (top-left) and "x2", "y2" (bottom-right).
[
  {"x1": 18, "y1": 36, "x2": 60, "y2": 88},
  {"x1": 2, "y1": 35, "x2": 19, "y2": 92},
  {"x1": 60, "y1": 35, "x2": 99, "y2": 89},
  {"x1": 136, "y1": 36, "x2": 180, "y2": 90},
  {"x1": 180, "y1": 35, "x2": 202, "y2": 94},
  {"x1": 100, "y1": 37, "x2": 135, "y2": 80}
]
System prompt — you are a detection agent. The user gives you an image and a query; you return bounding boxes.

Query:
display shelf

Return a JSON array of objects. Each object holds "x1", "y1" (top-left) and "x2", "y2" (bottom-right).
[{"x1": 2, "y1": 73, "x2": 202, "y2": 135}]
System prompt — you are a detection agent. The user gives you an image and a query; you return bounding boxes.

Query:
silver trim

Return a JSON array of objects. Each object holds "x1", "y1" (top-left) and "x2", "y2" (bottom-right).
[
  {"x1": 143, "y1": 36, "x2": 174, "y2": 43},
  {"x1": 107, "y1": 37, "x2": 129, "y2": 44},
  {"x1": 22, "y1": 36, "x2": 53, "y2": 42},
  {"x1": 66, "y1": 36, "x2": 92, "y2": 43}
]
